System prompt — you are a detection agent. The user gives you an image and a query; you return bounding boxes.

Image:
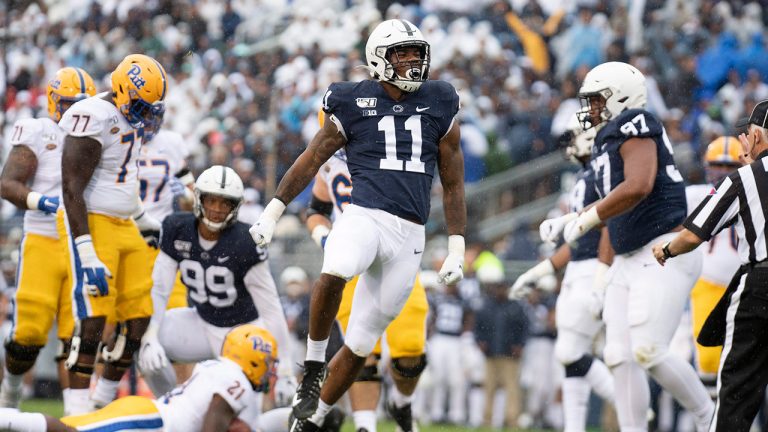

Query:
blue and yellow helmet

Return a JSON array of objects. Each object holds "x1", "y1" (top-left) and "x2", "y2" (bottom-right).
[
  {"x1": 111, "y1": 54, "x2": 167, "y2": 128},
  {"x1": 47, "y1": 67, "x2": 97, "y2": 121}
]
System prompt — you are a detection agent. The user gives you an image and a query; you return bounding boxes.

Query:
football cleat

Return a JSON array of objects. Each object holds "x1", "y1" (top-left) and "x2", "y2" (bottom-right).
[
  {"x1": 289, "y1": 413, "x2": 320, "y2": 432},
  {"x1": 292, "y1": 360, "x2": 327, "y2": 419},
  {"x1": 387, "y1": 401, "x2": 418, "y2": 432},
  {"x1": 319, "y1": 407, "x2": 346, "y2": 432}
]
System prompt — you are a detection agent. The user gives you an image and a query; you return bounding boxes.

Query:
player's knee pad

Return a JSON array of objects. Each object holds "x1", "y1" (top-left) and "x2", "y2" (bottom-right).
[
  {"x1": 65, "y1": 322, "x2": 101, "y2": 376},
  {"x1": 603, "y1": 342, "x2": 631, "y2": 368},
  {"x1": 632, "y1": 342, "x2": 668, "y2": 370},
  {"x1": 4, "y1": 339, "x2": 42, "y2": 363},
  {"x1": 555, "y1": 337, "x2": 589, "y2": 366},
  {"x1": 563, "y1": 355, "x2": 594, "y2": 378},
  {"x1": 391, "y1": 354, "x2": 427, "y2": 379}
]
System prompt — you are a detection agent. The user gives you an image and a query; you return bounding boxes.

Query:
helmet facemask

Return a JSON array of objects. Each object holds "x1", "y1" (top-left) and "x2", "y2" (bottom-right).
[
  {"x1": 194, "y1": 191, "x2": 242, "y2": 232},
  {"x1": 577, "y1": 90, "x2": 612, "y2": 131},
  {"x1": 379, "y1": 42, "x2": 430, "y2": 92}
]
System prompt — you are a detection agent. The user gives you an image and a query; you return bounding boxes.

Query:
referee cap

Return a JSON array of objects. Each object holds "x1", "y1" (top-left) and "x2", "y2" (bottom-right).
[{"x1": 738, "y1": 99, "x2": 768, "y2": 129}]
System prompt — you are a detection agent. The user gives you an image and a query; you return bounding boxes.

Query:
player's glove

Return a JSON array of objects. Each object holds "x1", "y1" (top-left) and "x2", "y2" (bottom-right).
[
  {"x1": 250, "y1": 199, "x2": 286, "y2": 247},
  {"x1": 587, "y1": 262, "x2": 611, "y2": 320},
  {"x1": 74, "y1": 235, "x2": 112, "y2": 296},
  {"x1": 26, "y1": 191, "x2": 59, "y2": 214},
  {"x1": 168, "y1": 177, "x2": 186, "y2": 197},
  {"x1": 509, "y1": 259, "x2": 555, "y2": 300},
  {"x1": 539, "y1": 212, "x2": 577, "y2": 243},
  {"x1": 138, "y1": 322, "x2": 169, "y2": 373},
  {"x1": 563, "y1": 206, "x2": 602, "y2": 244},
  {"x1": 438, "y1": 235, "x2": 465, "y2": 285},
  {"x1": 273, "y1": 370, "x2": 298, "y2": 408},
  {"x1": 133, "y1": 209, "x2": 162, "y2": 232},
  {"x1": 311, "y1": 225, "x2": 330, "y2": 249}
]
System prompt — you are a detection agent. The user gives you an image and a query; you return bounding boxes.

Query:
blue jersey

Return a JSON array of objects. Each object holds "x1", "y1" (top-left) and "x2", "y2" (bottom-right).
[
  {"x1": 160, "y1": 213, "x2": 269, "y2": 327},
  {"x1": 591, "y1": 109, "x2": 686, "y2": 254},
  {"x1": 322, "y1": 80, "x2": 460, "y2": 224},
  {"x1": 569, "y1": 167, "x2": 601, "y2": 261}
]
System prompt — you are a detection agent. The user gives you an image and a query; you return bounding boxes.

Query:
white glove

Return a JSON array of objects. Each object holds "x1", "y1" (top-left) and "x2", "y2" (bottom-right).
[
  {"x1": 75, "y1": 235, "x2": 112, "y2": 296},
  {"x1": 138, "y1": 323, "x2": 169, "y2": 373},
  {"x1": 438, "y1": 235, "x2": 465, "y2": 285},
  {"x1": 311, "y1": 225, "x2": 331, "y2": 249},
  {"x1": 273, "y1": 373, "x2": 298, "y2": 407},
  {"x1": 249, "y1": 199, "x2": 286, "y2": 246},
  {"x1": 539, "y1": 212, "x2": 577, "y2": 243},
  {"x1": 563, "y1": 206, "x2": 602, "y2": 244},
  {"x1": 587, "y1": 262, "x2": 610, "y2": 319},
  {"x1": 509, "y1": 259, "x2": 555, "y2": 300}
]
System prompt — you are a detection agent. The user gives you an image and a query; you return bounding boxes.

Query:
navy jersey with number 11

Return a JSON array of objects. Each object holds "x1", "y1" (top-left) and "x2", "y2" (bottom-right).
[
  {"x1": 322, "y1": 80, "x2": 460, "y2": 224},
  {"x1": 591, "y1": 109, "x2": 686, "y2": 254}
]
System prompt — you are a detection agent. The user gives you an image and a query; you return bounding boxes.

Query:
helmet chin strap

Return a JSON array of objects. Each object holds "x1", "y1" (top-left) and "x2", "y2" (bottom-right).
[{"x1": 201, "y1": 211, "x2": 233, "y2": 232}]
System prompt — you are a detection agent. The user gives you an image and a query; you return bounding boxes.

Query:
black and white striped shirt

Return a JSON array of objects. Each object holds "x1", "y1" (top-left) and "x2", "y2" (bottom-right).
[{"x1": 684, "y1": 151, "x2": 768, "y2": 264}]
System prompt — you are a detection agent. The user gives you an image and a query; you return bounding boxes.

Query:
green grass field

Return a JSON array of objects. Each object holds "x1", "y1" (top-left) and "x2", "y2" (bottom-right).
[{"x1": 20, "y1": 399, "x2": 565, "y2": 431}]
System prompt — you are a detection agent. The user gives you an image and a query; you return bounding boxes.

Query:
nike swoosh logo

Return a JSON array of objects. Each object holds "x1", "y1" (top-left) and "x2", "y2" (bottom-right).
[
  {"x1": 414, "y1": 249, "x2": 423, "y2": 254},
  {"x1": 415, "y1": 106, "x2": 430, "y2": 112},
  {"x1": 218, "y1": 256, "x2": 230, "y2": 263}
]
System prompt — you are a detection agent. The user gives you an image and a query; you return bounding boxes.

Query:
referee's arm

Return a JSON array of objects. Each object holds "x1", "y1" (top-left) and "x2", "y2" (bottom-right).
[{"x1": 652, "y1": 175, "x2": 741, "y2": 265}]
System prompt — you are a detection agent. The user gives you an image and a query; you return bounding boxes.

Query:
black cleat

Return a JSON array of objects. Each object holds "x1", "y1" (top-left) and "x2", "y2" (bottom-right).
[
  {"x1": 387, "y1": 402, "x2": 417, "y2": 432},
  {"x1": 292, "y1": 360, "x2": 327, "y2": 419},
  {"x1": 289, "y1": 415, "x2": 320, "y2": 432},
  {"x1": 319, "y1": 407, "x2": 346, "y2": 432}
]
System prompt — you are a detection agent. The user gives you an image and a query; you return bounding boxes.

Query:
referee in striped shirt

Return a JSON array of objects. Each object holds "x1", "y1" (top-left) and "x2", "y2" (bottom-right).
[{"x1": 651, "y1": 99, "x2": 768, "y2": 432}]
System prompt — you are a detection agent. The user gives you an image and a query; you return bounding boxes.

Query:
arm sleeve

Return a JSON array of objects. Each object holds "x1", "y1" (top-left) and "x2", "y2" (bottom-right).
[
  {"x1": 244, "y1": 261, "x2": 292, "y2": 369},
  {"x1": 58, "y1": 103, "x2": 106, "y2": 145},
  {"x1": 150, "y1": 251, "x2": 179, "y2": 326},
  {"x1": 9, "y1": 118, "x2": 43, "y2": 157},
  {"x1": 684, "y1": 175, "x2": 741, "y2": 241}
]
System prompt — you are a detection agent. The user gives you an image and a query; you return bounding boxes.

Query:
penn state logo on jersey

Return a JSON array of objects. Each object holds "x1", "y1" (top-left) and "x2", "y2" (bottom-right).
[
  {"x1": 322, "y1": 80, "x2": 459, "y2": 224},
  {"x1": 569, "y1": 167, "x2": 601, "y2": 261},
  {"x1": 591, "y1": 108, "x2": 686, "y2": 254},
  {"x1": 160, "y1": 213, "x2": 268, "y2": 327}
]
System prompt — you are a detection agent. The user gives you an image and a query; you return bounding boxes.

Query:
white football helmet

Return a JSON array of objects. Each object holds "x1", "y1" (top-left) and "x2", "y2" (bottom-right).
[
  {"x1": 577, "y1": 61, "x2": 647, "y2": 130},
  {"x1": 562, "y1": 113, "x2": 597, "y2": 164},
  {"x1": 365, "y1": 19, "x2": 431, "y2": 93},
  {"x1": 194, "y1": 165, "x2": 244, "y2": 232}
]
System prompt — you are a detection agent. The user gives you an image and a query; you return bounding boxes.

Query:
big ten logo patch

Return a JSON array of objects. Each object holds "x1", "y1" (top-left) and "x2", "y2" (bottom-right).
[
  {"x1": 250, "y1": 336, "x2": 273, "y2": 356},
  {"x1": 127, "y1": 64, "x2": 147, "y2": 89},
  {"x1": 50, "y1": 79, "x2": 61, "y2": 90}
]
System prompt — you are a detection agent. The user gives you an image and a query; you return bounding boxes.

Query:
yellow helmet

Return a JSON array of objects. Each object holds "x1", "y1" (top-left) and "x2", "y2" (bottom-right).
[
  {"x1": 705, "y1": 136, "x2": 742, "y2": 166},
  {"x1": 47, "y1": 67, "x2": 97, "y2": 121},
  {"x1": 221, "y1": 324, "x2": 278, "y2": 391},
  {"x1": 111, "y1": 54, "x2": 167, "y2": 128}
]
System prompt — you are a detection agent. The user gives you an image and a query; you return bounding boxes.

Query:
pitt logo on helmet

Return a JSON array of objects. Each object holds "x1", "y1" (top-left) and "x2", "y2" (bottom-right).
[
  {"x1": 111, "y1": 54, "x2": 167, "y2": 128},
  {"x1": 127, "y1": 64, "x2": 147, "y2": 89}
]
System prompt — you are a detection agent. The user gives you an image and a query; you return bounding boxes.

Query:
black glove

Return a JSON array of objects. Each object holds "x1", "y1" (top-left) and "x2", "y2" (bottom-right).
[{"x1": 141, "y1": 230, "x2": 160, "y2": 249}]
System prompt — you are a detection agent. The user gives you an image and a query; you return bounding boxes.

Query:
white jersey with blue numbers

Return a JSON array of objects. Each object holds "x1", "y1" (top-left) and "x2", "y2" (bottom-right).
[
  {"x1": 568, "y1": 166, "x2": 601, "y2": 261},
  {"x1": 591, "y1": 108, "x2": 687, "y2": 254},
  {"x1": 9, "y1": 117, "x2": 63, "y2": 238},
  {"x1": 154, "y1": 358, "x2": 257, "y2": 432},
  {"x1": 686, "y1": 184, "x2": 741, "y2": 286},
  {"x1": 138, "y1": 129, "x2": 189, "y2": 222},
  {"x1": 318, "y1": 154, "x2": 353, "y2": 220},
  {"x1": 322, "y1": 80, "x2": 460, "y2": 224},
  {"x1": 59, "y1": 93, "x2": 142, "y2": 219}
]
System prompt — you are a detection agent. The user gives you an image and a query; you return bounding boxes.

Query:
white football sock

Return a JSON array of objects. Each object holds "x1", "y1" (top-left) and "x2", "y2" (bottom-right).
[
  {"x1": 309, "y1": 399, "x2": 333, "y2": 426},
  {"x1": 585, "y1": 358, "x2": 614, "y2": 403},
  {"x1": 611, "y1": 361, "x2": 649, "y2": 432},
  {"x1": 91, "y1": 377, "x2": 120, "y2": 408},
  {"x1": 562, "y1": 377, "x2": 590, "y2": 432},
  {"x1": 353, "y1": 410, "x2": 377, "y2": 432},
  {"x1": 0, "y1": 369, "x2": 24, "y2": 408},
  {"x1": 390, "y1": 386, "x2": 412, "y2": 408},
  {"x1": 63, "y1": 388, "x2": 93, "y2": 416},
  {"x1": 0, "y1": 408, "x2": 47, "y2": 432},
  {"x1": 647, "y1": 355, "x2": 713, "y2": 432},
  {"x1": 306, "y1": 338, "x2": 329, "y2": 363}
]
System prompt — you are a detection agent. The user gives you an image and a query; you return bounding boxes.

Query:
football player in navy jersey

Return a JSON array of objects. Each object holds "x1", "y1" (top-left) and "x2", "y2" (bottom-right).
[
  {"x1": 549, "y1": 62, "x2": 714, "y2": 432},
  {"x1": 510, "y1": 116, "x2": 615, "y2": 432},
  {"x1": 249, "y1": 19, "x2": 466, "y2": 431},
  {"x1": 137, "y1": 166, "x2": 296, "y2": 422}
]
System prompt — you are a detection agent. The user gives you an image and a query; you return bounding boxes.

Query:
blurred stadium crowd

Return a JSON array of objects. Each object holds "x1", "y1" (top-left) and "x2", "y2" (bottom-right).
[{"x1": 1, "y1": 0, "x2": 768, "y2": 430}]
